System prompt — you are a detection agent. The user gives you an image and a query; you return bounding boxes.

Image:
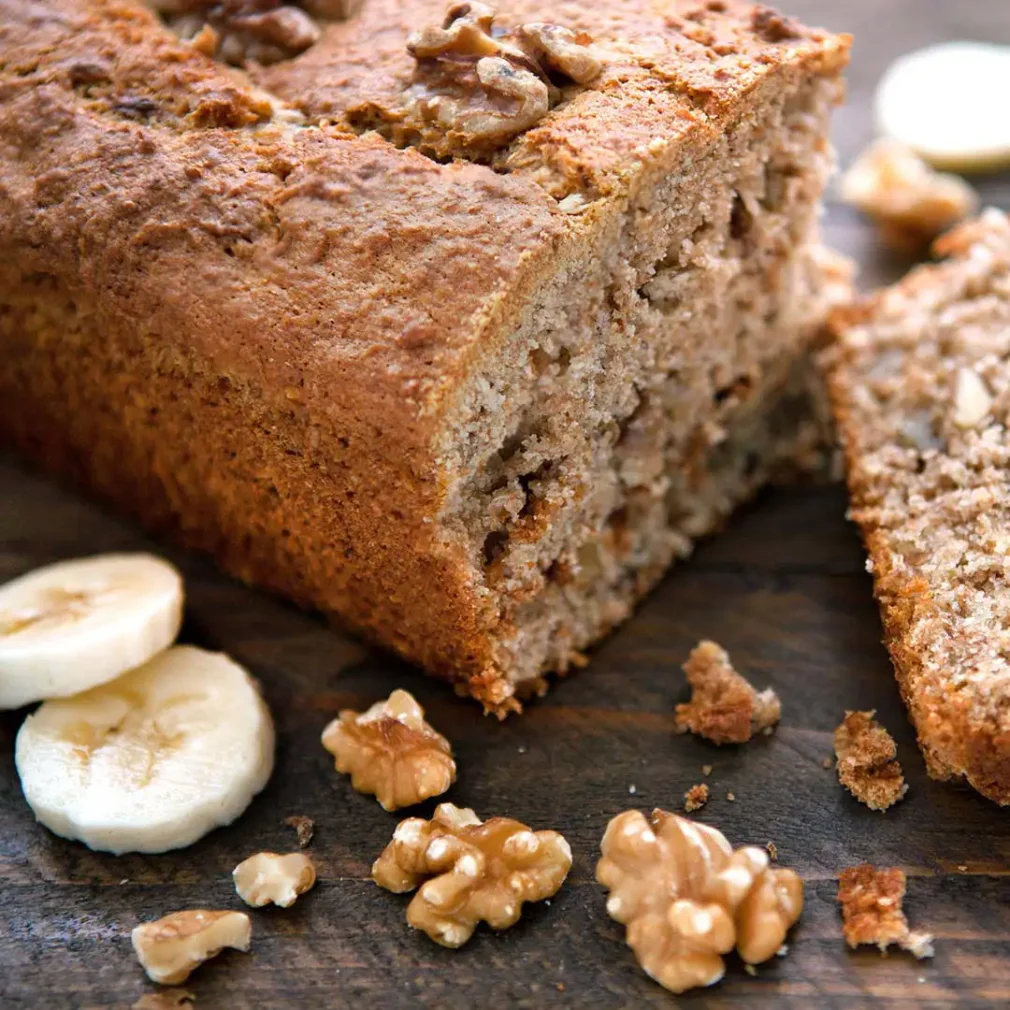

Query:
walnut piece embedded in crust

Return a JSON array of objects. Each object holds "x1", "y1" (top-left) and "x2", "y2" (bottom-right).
[
  {"x1": 684, "y1": 783, "x2": 709, "y2": 812},
  {"x1": 233, "y1": 851, "x2": 317, "y2": 908},
  {"x1": 596, "y1": 809, "x2": 803, "y2": 994},
  {"x1": 157, "y1": 2, "x2": 322, "y2": 67},
  {"x1": 840, "y1": 140, "x2": 978, "y2": 254},
  {"x1": 837, "y1": 864, "x2": 934, "y2": 958},
  {"x1": 322, "y1": 688, "x2": 456, "y2": 811},
  {"x1": 372, "y1": 802, "x2": 572, "y2": 947},
  {"x1": 834, "y1": 710, "x2": 908, "y2": 811},
  {"x1": 391, "y1": 2, "x2": 602, "y2": 158},
  {"x1": 131, "y1": 910, "x2": 251, "y2": 985},
  {"x1": 675, "y1": 641, "x2": 781, "y2": 745}
]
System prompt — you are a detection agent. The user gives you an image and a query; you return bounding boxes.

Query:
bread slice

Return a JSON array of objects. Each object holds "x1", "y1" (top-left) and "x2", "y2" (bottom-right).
[
  {"x1": 0, "y1": 0, "x2": 849, "y2": 713},
  {"x1": 826, "y1": 209, "x2": 1010, "y2": 803}
]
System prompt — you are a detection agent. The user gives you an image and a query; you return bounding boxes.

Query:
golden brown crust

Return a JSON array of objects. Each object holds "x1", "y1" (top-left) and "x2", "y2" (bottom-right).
[
  {"x1": 0, "y1": 0, "x2": 849, "y2": 709},
  {"x1": 824, "y1": 210, "x2": 1010, "y2": 803}
]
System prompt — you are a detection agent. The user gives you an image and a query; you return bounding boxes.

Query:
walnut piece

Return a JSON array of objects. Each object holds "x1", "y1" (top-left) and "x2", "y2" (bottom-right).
[
  {"x1": 131, "y1": 910, "x2": 251, "y2": 985},
  {"x1": 373, "y1": 802, "x2": 572, "y2": 947},
  {"x1": 396, "y1": 1, "x2": 602, "y2": 157},
  {"x1": 684, "y1": 783, "x2": 709, "y2": 812},
  {"x1": 675, "y1": 641, "x2": 781, "y2": 744},
  {"x1": 834, "y1": 710, "x2": 908, "y2": 811},
  {"x1": 597, "y1": 809, "x2": 803, "y2": 994},
  {"x1": 233, "y1": 852, "x2": 317, "y2": 908},
  {"x1": 840, "y1": 139, "x2": 978, "y2": 254},
  {"x1": 321, "y1": 688, "x2": 456, "y2": 811},
  {"x1": 285, "y1": 814, "x2": 315, "y2": 847},
  {"x1": 837, "y1": 864, "x2": 934, "y2": 959},
  {"x1": 155, "y1": 2, "x2": 321, "y2": 67}
]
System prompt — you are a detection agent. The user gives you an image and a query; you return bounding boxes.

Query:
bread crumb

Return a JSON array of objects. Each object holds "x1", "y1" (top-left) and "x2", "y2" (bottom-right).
[
  {"x1": 675, "y1": 641, "x2": 781, "y2": 744},
  {"x1": 766, "y1": 841, "x2": 778, "y2": 861},
  {"x1": 744, "y1": 963, "x2": 758, "y2": 976},
  {"x1": 726, "y1": 792, "x2": 736, "y2": 802},
  {"x1": 629, "y1": 784, "x2": 637, "y2": 795},
  {"x1": 957, "y1": 864, "x2": 967, "y2": 873},
  {"x1": 684, "y1": 783, "x2": 709, "y2": 812},
  {"x1": 821, "y1": 756, "x2": 833, "y2": 770},
  {"x1": 556, "y1": 982, "x2": 565, "y2": 992},
  {"x1": 837, "y1": 864, "x2": 934, "y2": 959},
  {"x1": 702, "y1": 764, "x2": 713, "y2": 776},
  {"x1": 834, "y1": 710, "x2": 907, "y2": 811},
  {"x1": 285, "y1": 815, "x2": 315, "y2": 848}
]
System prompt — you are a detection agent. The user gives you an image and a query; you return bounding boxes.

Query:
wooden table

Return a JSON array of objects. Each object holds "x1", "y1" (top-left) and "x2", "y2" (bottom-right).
[{"x1": 3, "y1": 2, "x2": 1010, "y2": 1007}]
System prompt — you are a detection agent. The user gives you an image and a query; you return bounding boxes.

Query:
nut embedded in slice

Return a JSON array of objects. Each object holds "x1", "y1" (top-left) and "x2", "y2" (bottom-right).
[
  {"x1": 321, "y1": 688, "x2": 455, "y2": 811},
  {"x1": 596, "y1": 809, "x2": 803, "y2": 994},
  {"x1": 834, "y1": 710, "x2": 908, "y2": 811},
  {"x1": 675, "y1": 641, "x2": 781, "y2": 745},
  {"x1": 233, "y1": 851, "x2": 317, "y2": 908},
  {"x1": 372, "y1": 802, "x2": 572, "y2": 947},
  {"x1": 132, "y1": 910, "x2": 251, "y2": 985},
  {"x1": 840, "y1": 139, "x2": 978, "y2": 254},
  {"x1": 837, "y1": 864, "x2": 934, "y2": 959}
]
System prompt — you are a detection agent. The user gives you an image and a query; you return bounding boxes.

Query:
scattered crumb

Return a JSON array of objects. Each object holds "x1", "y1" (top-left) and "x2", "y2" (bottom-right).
[
  {"x1": 675, "y1": 641, "x2": 780, "y2": 744},
  {"x1": 840, "y1": 138, "x2": 977, "y2": 254},
  {"x1": 957, "y1": 865, "x2": 967, "y2": 873},
  {"x1": 726, "y1": 792, "x2": 736, "y2": 802},
  {"x1": 556, "y1": 982, "x2": 565, "y2": 992},
  {"x1": 744, "y1": 964, "x2": 758, "y2": 976},
  {"x1": 120, "y1": 879, "x2": 130, "y2": 885},
  {"x1": 702, "y1": 764, "x2": 713, "y2": 776},
  {"x1": 822, "y1": 757, "x2": 833, "y2": 770},
  {"x1": 837, "y1": 864, "x2": 934, "y2": 959},
  {"x1": 918, "y1": 977, "x2": 926, "y2": 984},
  {"x1": 684, "y1": 783, "x2": 709, "y2": 812},
  {"x1": 285, "y1": 815, "x2": 315, "y2": 848},
  {"x1": 834, "y1": 711, "x2": 908, "y2": 811},
  {"x1": 629, "y1": 784, "x2": 637, "y2": 795},
  {"x1": 517, "y1": 745, "x2": 527, "y2": 755},
  {"x1": 777, "y1": 944, "x2": 789, "y2": 957},
  {"x1": 766, "y1": 841, "x2": 778, "y2": 862},
  {"x1": 132, "y1": 989, "x2": 195, "y2": 1009},
  {"x1": 762, "y1": 725, "x2": 773, "y2": 736}
]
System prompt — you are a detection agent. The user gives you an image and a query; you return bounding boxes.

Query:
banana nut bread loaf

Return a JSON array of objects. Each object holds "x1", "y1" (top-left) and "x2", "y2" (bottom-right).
[
  {"x1": 0, "y1": 0, "x2": 850, "y2": 713},
  {"x1": 826, "y1": 210, "x2": 1010, "y2": 803}
]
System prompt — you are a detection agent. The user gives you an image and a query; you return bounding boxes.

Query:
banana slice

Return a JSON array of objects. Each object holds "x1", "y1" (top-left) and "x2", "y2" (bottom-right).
[
  {"x1": 15, "y1": 645, "x2": 275, "y2": 853},
  {"x1": 876, "y1": 43, "x2": 1010, "y2": 173},
  {"x1": 0, "y1": 553, "x2": 183, "y2": 709}
]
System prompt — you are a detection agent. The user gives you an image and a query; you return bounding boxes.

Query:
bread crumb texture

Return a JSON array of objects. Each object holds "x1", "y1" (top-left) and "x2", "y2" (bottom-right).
[
  {"x1": 676, "y1": 640, "x2": 781, "y2": 744},
  {"x1": 683, "y1": 783, "x2": 709, "y2": 812},
  {"x1": 837, "y1": 864, "x2": 934, "y2": 959},
  {"x1": 834, "y1": 710, "x2": 907, "y2": 811}
]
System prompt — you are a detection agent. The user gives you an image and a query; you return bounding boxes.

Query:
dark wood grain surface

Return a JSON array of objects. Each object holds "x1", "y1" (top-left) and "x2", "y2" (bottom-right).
[{"x1": 3, "y1": 2, "x2": 1010, "y2": 1007}]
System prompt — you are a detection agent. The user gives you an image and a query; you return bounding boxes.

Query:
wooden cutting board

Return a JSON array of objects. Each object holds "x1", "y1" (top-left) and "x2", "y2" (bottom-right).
[{"x1": 3, "y1": 2, "x2": 1010, "y2": 1007}]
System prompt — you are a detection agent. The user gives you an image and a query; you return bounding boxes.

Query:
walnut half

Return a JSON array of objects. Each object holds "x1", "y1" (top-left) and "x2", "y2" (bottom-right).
[
  {"x1": 387, "y1": 2, "x2": 602, "y2": 158},
  {"x1": 322, "y1": 688, "x2": 456, "y2": 811},
  {"x1": 596, "y1": 809, "x2": 803, "y2": 994},
  {"x1": 131, "y1": 910, "x2": 251, "y2": 985},
  {"x1": 373, "y1": 802, "x2": 572, "y2": 947}
]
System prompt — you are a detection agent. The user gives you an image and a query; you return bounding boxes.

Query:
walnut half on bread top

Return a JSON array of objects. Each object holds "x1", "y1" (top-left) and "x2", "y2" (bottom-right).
[
  {"x1": 0, "y1": 1, "x2": 849, "y2": 713},
  {"x1": 825, "y1": 210, "x2": 1010, "y2": 804}
]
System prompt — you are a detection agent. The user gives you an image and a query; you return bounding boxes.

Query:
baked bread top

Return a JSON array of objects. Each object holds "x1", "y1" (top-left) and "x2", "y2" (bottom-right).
[
  {"x1": 0, "y1": 0, "x2": 848, "y2": 448},
  {"x1": 826, "y1": 210, "x2": 1010, "y2": 803}
]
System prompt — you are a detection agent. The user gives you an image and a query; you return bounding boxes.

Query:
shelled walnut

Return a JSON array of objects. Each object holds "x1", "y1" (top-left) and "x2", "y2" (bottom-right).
[
  {"x1": 596, "y1": 809, "x2": 803, "y2": 994},
  {"x1": 131, "y1": 910, "x2": 251, "y2": 985},
  {"x1": 150, "y1": 0, "x2": 323, "y2": 67},
  {"x1": 837, "y1": 864, "x2": 934, "y2": 958},
  {"x1": 322, "y1": 688, "x2": 456, "y2": 811},
  {"x1": 373, "y1": 802, "x2": 572, "y2": 947},
  {"x1": 382, "y1": 1, "x2": 602, "y2": 157},
  {"x1": 675, "y1": 641, "x2": 781, "y2": 745},
  {"x1": 841, "y1": 139, "x2": 977, "y2": 254},
  {"x1": 834, "y1": 710, "x2": 907, "y2": 811},
  {"x1": 233, "y1": 851, "x2": 317, "y2": 907}
]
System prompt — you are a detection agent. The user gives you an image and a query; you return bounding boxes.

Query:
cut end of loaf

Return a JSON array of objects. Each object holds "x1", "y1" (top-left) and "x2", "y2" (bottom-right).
[{"x1": 436, "y1": 70, "x2": 851, "y2": 714}]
